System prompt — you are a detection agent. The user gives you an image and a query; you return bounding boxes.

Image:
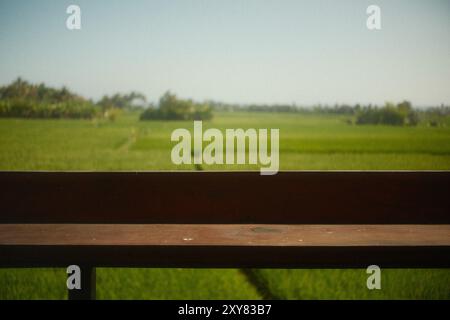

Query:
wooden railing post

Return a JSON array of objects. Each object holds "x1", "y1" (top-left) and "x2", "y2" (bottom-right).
[{"x1": 68, "y1": 265, "x2": 96, "y2": 300}]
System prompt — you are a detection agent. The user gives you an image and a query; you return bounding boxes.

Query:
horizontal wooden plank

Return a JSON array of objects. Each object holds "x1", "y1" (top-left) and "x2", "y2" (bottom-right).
[
  {"x1": 0, "y1": 171, "x2": 449, "y2": 224},
  {"x1": 1, "y1": 224, "x2": 449, "y2": 246},
  {"x1": 1, "y1": 224, "x2": 449, "y2": 268}
]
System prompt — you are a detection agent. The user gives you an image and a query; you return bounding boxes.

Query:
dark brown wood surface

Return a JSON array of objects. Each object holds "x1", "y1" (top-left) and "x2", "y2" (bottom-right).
[
  {"x1": 0, "y1": 171, "x2": 449, "y2": 224},
  {"x1": 1, "y1": 224, "x2": 449, "y2": 268}
]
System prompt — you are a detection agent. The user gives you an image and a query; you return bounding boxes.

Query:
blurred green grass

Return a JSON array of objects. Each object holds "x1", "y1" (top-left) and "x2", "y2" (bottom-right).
[
  {"x1": 0, "y1": 268, "x2": 261, "y2": 300},
  {"x1": 0, "y1": 111, "x2": 449, "y2": 299},
  {"x1": 248, "y1": 269, "x2": 450, "y2": 300}
]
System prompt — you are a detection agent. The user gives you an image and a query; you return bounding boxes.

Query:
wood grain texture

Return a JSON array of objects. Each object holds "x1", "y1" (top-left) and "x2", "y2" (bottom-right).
[
  {"x1": 0, "y1": 171, "x2": 449, "y2": 224},
  {"x1": 1, "y1": 224, "x2": 448, "y2": 268},
  {"x1": 1, "y1": 224, "x2": 449, "y2": 246}
]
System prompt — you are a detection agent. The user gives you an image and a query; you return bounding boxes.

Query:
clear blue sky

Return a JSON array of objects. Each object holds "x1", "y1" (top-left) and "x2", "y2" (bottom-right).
[{"x1": 0, "y1": 0, "x2": 449, "y2": 106}]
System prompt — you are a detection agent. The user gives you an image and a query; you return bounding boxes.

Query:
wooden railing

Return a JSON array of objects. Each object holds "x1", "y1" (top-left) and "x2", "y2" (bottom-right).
[{"x1": 0, "y1": 171, "x2": 449, "y2": 299}]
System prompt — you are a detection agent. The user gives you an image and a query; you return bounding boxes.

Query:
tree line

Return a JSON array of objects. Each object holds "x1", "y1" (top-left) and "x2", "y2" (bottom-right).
[
  {"x1": 208, "y1": 100, "x2": 449, "y2": 126},
  {"x1": 0, "y1": 78, "x2": 213, "y2": 121},
  {"x1": 0, "y1": 78, "x2": 96, "y2": 119},
  {"x1": 140, "y1": 91, "x2": 212, "y2": 121},
  {"x1": 1, "y1": 78, "x2": 448, "y2": 126}
]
